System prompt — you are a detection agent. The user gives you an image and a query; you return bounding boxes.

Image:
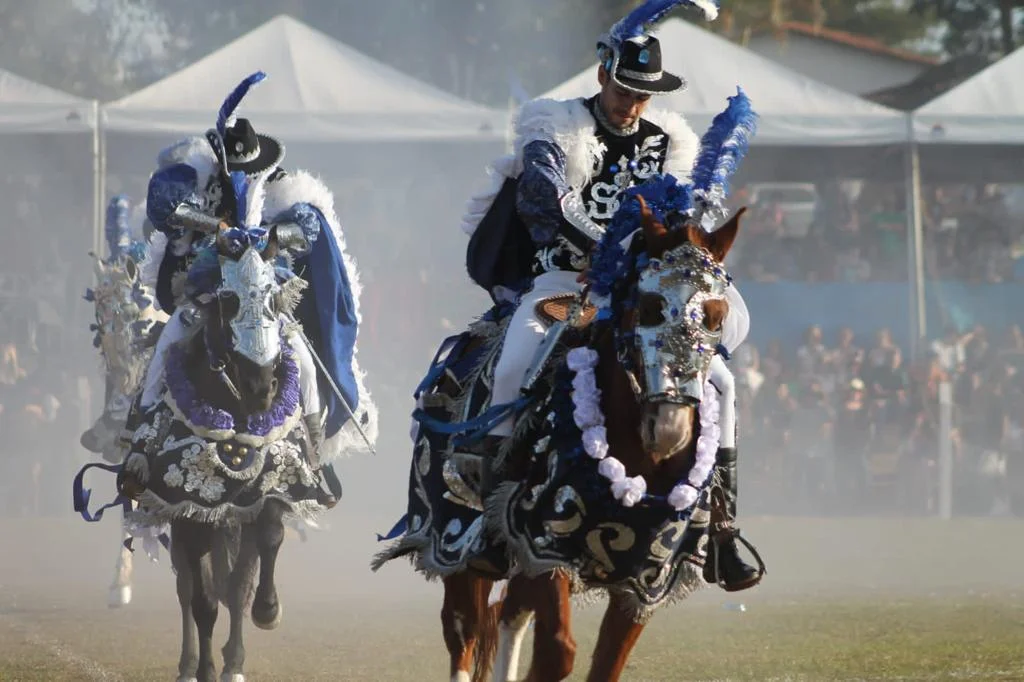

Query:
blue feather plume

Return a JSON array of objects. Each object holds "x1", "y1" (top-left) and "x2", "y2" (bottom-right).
[
  {"x1": 229, "y1": 171, "x2": 249, "y2": 226},
  {"x1": 609, "y1": 0, "x2": 719, "y2": 43},
  {"x1": 104, "y1": 194, "x2": 131, "y2": 258},
  {"x1": 691, "y1": 87, "x2": 758, "y2": 209},
  {"x1": 216, "y1": 71, "x2": 267, "y2": 138},
  {"x1": 587, "y1": 174, "x2": 693, "y2": 299}
]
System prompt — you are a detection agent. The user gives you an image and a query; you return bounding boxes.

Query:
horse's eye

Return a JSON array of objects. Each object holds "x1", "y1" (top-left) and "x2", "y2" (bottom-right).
[{"x1": 636, "y1": 293, "x2": 666, "y2": 327}]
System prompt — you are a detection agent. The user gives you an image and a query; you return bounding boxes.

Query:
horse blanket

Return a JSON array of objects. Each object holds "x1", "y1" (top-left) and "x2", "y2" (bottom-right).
[{"x1": 376, "y1": 307, "x2": 709, "y2": 619}]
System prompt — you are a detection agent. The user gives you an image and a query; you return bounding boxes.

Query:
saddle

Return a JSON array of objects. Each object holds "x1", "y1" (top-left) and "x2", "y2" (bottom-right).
[{"x1": 535, "y1": 294, "x2": 598, "y2": 329}]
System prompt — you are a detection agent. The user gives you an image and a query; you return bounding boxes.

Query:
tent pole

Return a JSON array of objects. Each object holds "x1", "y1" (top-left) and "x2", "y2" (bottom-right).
[
  {"x1": 92, "y1": 100, "x2": 103, "y2": 258},
  {"x1": 904, "y1": 114, "x2": 926, "y2": 360}
]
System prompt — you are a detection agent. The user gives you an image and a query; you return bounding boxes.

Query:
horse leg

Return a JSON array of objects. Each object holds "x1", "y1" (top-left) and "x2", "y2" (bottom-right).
[
  {"x1": 251, "y1": 500, "x2": 286, "y2": 630},
  {"x1": 171, "y1": 529, "x2": 199, "y2": 682},
  {"x1": 584, "y1": 592, "x2": 647, "y2": 682},
  {"x1": 519, "y1": 571, "x2": 575, "y2": 682},
  {"x1": 441, "y1": 572, "x2": 495, "y2": 682},
  {"x1": 221, "y1": 525, "x2": 258, "y2": 682},
  {"x1": 174, "y1": 521, "x2": 219, "y2": 682},
  {"x1": 108, "y1": 510, "x2": 133, "y2": 608},
  {"x1": 492, "y1": 574, "x2": 535, "y2": 682}
]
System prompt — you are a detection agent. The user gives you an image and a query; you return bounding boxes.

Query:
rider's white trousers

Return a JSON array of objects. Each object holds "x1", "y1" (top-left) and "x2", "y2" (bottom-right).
[
  {"x1": 708, "y1": 354, "x2": 736, "y2": 450},
  {"x1": 487, "y1": 270, "x2": 738, "y2": 449},
  {"x1": 140, "y1": 307, "x2": 321, "y2": 418},
  {"x1": 488, "y1": 270, "x2": 583, "y2": 437}
]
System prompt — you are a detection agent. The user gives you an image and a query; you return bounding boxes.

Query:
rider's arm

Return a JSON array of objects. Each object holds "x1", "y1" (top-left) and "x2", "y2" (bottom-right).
[
  {"x1": 267, "y1": 203, "x2": 323, "y2": 258},
  {"x1": 516, "y1": 139, "x2": 603, "y2": 252},
  {"x1": 146, "y1": 164, "x2": 205, "y2": 236}
]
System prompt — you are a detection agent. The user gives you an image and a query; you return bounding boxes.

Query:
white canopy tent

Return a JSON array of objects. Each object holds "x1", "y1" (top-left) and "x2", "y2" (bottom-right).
[
  {"x1": 0, "y1": 68, "x2": 101, "y2": 251},
  {"x1": 542, "y1": 18, "x2": 908, "y2": 147},
  {"x1": 102, "y1": 14, "x2": 507, "y2": 142},
  {"x1": 0, "y1": 68, "x2": 96, "y2": 133},
  {"x1": 0, "y1": 70, "x2": 99, "y2": 364},
  {"x1": 914, "y1": 45, "x2": 1024, "y2": 145}
]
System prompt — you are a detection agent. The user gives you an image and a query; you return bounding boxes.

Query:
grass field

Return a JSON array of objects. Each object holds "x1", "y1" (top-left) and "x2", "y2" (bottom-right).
[{"x1": 2, "y1": 515, "x2": 1022, "y2": 681}]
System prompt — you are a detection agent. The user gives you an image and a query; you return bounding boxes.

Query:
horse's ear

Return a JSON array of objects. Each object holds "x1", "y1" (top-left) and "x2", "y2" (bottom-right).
[
  {"x1": 637, "y1": 195, "x2": 670, "y2": 256},
  {"x1": 704, "y1": 206, "x2": 745, "y2": 262}
]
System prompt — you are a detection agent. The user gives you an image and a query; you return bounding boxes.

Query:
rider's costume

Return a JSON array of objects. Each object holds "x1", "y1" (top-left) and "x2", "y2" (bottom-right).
[
  {"x1": 133, "y1": 74, "x2": 376, "y2": 481},
  {"x1": 462, "y1": 0, "x2": 760, "y2": 590}
]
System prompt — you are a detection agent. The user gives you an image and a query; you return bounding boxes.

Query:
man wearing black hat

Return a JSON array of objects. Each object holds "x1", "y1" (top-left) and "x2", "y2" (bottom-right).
[
  {"x1": 127, "y1": 73, "x2": 377, "y2": 506},
  {"x1": 463, "y1": 0, "x2": 760, "y2": 591}
]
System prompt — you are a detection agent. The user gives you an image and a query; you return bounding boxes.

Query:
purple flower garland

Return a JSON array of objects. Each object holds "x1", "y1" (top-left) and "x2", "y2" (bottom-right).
[{"x1": 165, "y1": 336, "x2": 301, "y2": 436}]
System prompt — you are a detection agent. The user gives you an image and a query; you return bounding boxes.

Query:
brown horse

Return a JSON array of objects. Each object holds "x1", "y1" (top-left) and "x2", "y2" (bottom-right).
[{"x1": 441, "y1": 198, "x2": 745, "y2": 682}]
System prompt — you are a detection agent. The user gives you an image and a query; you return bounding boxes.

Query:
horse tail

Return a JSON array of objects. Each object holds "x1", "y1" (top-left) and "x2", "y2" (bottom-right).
[{"x1": 472, "y1": 579, "x2": 502, "y2": 682}]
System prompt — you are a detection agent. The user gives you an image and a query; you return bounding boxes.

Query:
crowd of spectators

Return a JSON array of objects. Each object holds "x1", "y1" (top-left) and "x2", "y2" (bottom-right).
[
  {"x1": 0, "y1": 336, "x2": 85, "y2": 518},
  {"x1": 736, "y1": 322, "x2": 1024, "y2": 517},
  {"x1": 728, "y1": 182, "x2": 1024, "y2": 283}
]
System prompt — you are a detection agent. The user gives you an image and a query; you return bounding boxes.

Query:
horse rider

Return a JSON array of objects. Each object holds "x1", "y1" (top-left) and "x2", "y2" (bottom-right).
[
  {"x1": 462, "y1": 0, "x2": 760, "y2": 591},
  {"x1": 126, "y1": 73, "x2": 373, "y2": 506}
]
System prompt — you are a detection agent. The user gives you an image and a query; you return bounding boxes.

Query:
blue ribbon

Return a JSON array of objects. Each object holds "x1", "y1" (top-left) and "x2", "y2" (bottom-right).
[
  {"x1": 414, "y1": 334, "x2": 467, "y2": 399},
  {"x1": 72, "y1": 462, "x2": 128, "y2": 523},
  {"x1": 376, "y1": 514, "x2": 408, "y2": 542},
  {"x1": 412, "y1": 395, "x2": 532, "y2": 445},
  {"x1": 221, "y1": 226, "x2": 269, "y2": 255}
]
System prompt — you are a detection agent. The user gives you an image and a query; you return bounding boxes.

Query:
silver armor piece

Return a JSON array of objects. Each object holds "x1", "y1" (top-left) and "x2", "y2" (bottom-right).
[
  {"x1": 520, "y1": 292, "x2": 589, "y2": 393},
  {"x1": 634, "y1": 243, "x2": 729, "y2": 404},
  {"x1": 167, "y1": 204, "x2": 224, "y2": 233},
  {"x1": 271, "y1": 222, "x2": 310, "y2": 252},
  {"x1": 559, "y1": 191, "x2": 606, "y2": 243},
  {"x1": 218, "y1": 248, "x2": 281, "y2": 367}
]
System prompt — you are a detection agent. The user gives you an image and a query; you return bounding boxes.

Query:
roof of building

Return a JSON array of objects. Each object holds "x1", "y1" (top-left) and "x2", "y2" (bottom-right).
[{"x1": 755, "y1": 21, "x2": 940, "y2": 66}]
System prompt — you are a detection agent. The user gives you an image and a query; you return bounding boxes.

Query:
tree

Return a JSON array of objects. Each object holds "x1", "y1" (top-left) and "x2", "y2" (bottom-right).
[
  {"x1": 910, "y1": 0, "x2": 1024, "y2": 57},
  {"x1": 0, "y1": 0, "x2": 173, "y2": 98},
  {"x1": 701, "y1": 0, "x2": 938, "y2": 49}
]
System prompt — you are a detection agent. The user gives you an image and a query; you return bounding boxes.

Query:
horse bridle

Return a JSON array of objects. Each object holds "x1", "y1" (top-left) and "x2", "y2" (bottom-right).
[{"x1": 205, "y1": 298, "x2": 243, "y2": 403}]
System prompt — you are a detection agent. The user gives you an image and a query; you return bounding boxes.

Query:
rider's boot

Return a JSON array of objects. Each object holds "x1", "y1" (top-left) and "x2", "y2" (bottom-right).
[
  {"x1": 304, "y1": 413, "x2": 338, "y2": 509},
  {"x1": 703, "y1": 446, "x2": 764, "y2": 592}
]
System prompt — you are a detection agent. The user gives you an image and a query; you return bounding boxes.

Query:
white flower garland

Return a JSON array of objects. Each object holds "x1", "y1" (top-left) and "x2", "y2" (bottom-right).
[{"x1": 566, "y1": 347, "x2": 720, "y2": 512}]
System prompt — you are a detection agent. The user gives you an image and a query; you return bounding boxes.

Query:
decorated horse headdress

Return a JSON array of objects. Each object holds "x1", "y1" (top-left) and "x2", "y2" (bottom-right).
[
  {"x1": 597, "y1": 0, "x2": 719, "y2": 95},
  {"x1": 587, "y1": 87, "x2": 757, "y2": 403},
  {"x1": 87, "y1": 195, "x2": 158, "y2": 390}
]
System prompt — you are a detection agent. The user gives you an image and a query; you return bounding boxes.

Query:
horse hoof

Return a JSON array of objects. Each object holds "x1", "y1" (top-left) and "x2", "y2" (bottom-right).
[
  {"x1": 251, "y1": 601, "x2": 282, "y2": 631},
  {"x1": 175, "y1": 677, "x2": 198, "y2": 682},
  {"x1": 108, "y1": 585, "x2": 131, "y2": 608},
  {"x1": 219, "y1": 675, "x2": 245, "y2": 682}
]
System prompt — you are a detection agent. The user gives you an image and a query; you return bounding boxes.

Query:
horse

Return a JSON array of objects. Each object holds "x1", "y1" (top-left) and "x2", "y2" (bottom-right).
[
  {"x1": 79, "y1": 247, "x2": 168, "y2": 608},
  {"x1": 119, "y1": 228, "x2": 328, "y2": 682},
  {"x1": 374, "y1": 191, "x2": 751, "y2": 682},
  {"x1": 484, "y1": 199, "x2": 746, "y2": 682}
]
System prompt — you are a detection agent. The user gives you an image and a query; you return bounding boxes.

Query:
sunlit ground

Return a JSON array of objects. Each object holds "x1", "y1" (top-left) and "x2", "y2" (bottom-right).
[{"x1": 2, "y1": 515, "x2": 1022, "y2": 681}]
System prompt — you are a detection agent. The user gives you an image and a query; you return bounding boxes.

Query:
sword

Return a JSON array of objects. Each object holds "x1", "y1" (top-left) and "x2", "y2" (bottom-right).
[{"x1": 283, "y1": 313, "x2": 377, "y2": 456}]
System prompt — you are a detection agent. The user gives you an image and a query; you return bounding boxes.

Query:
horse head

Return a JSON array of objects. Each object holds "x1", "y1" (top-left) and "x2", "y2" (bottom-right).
[
  {"x1": 614, "y1": 195, "x2": 745, "y2": 461},
  {"x1": 191, "y1": 227, "x2": 286, "y2": 415}
]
